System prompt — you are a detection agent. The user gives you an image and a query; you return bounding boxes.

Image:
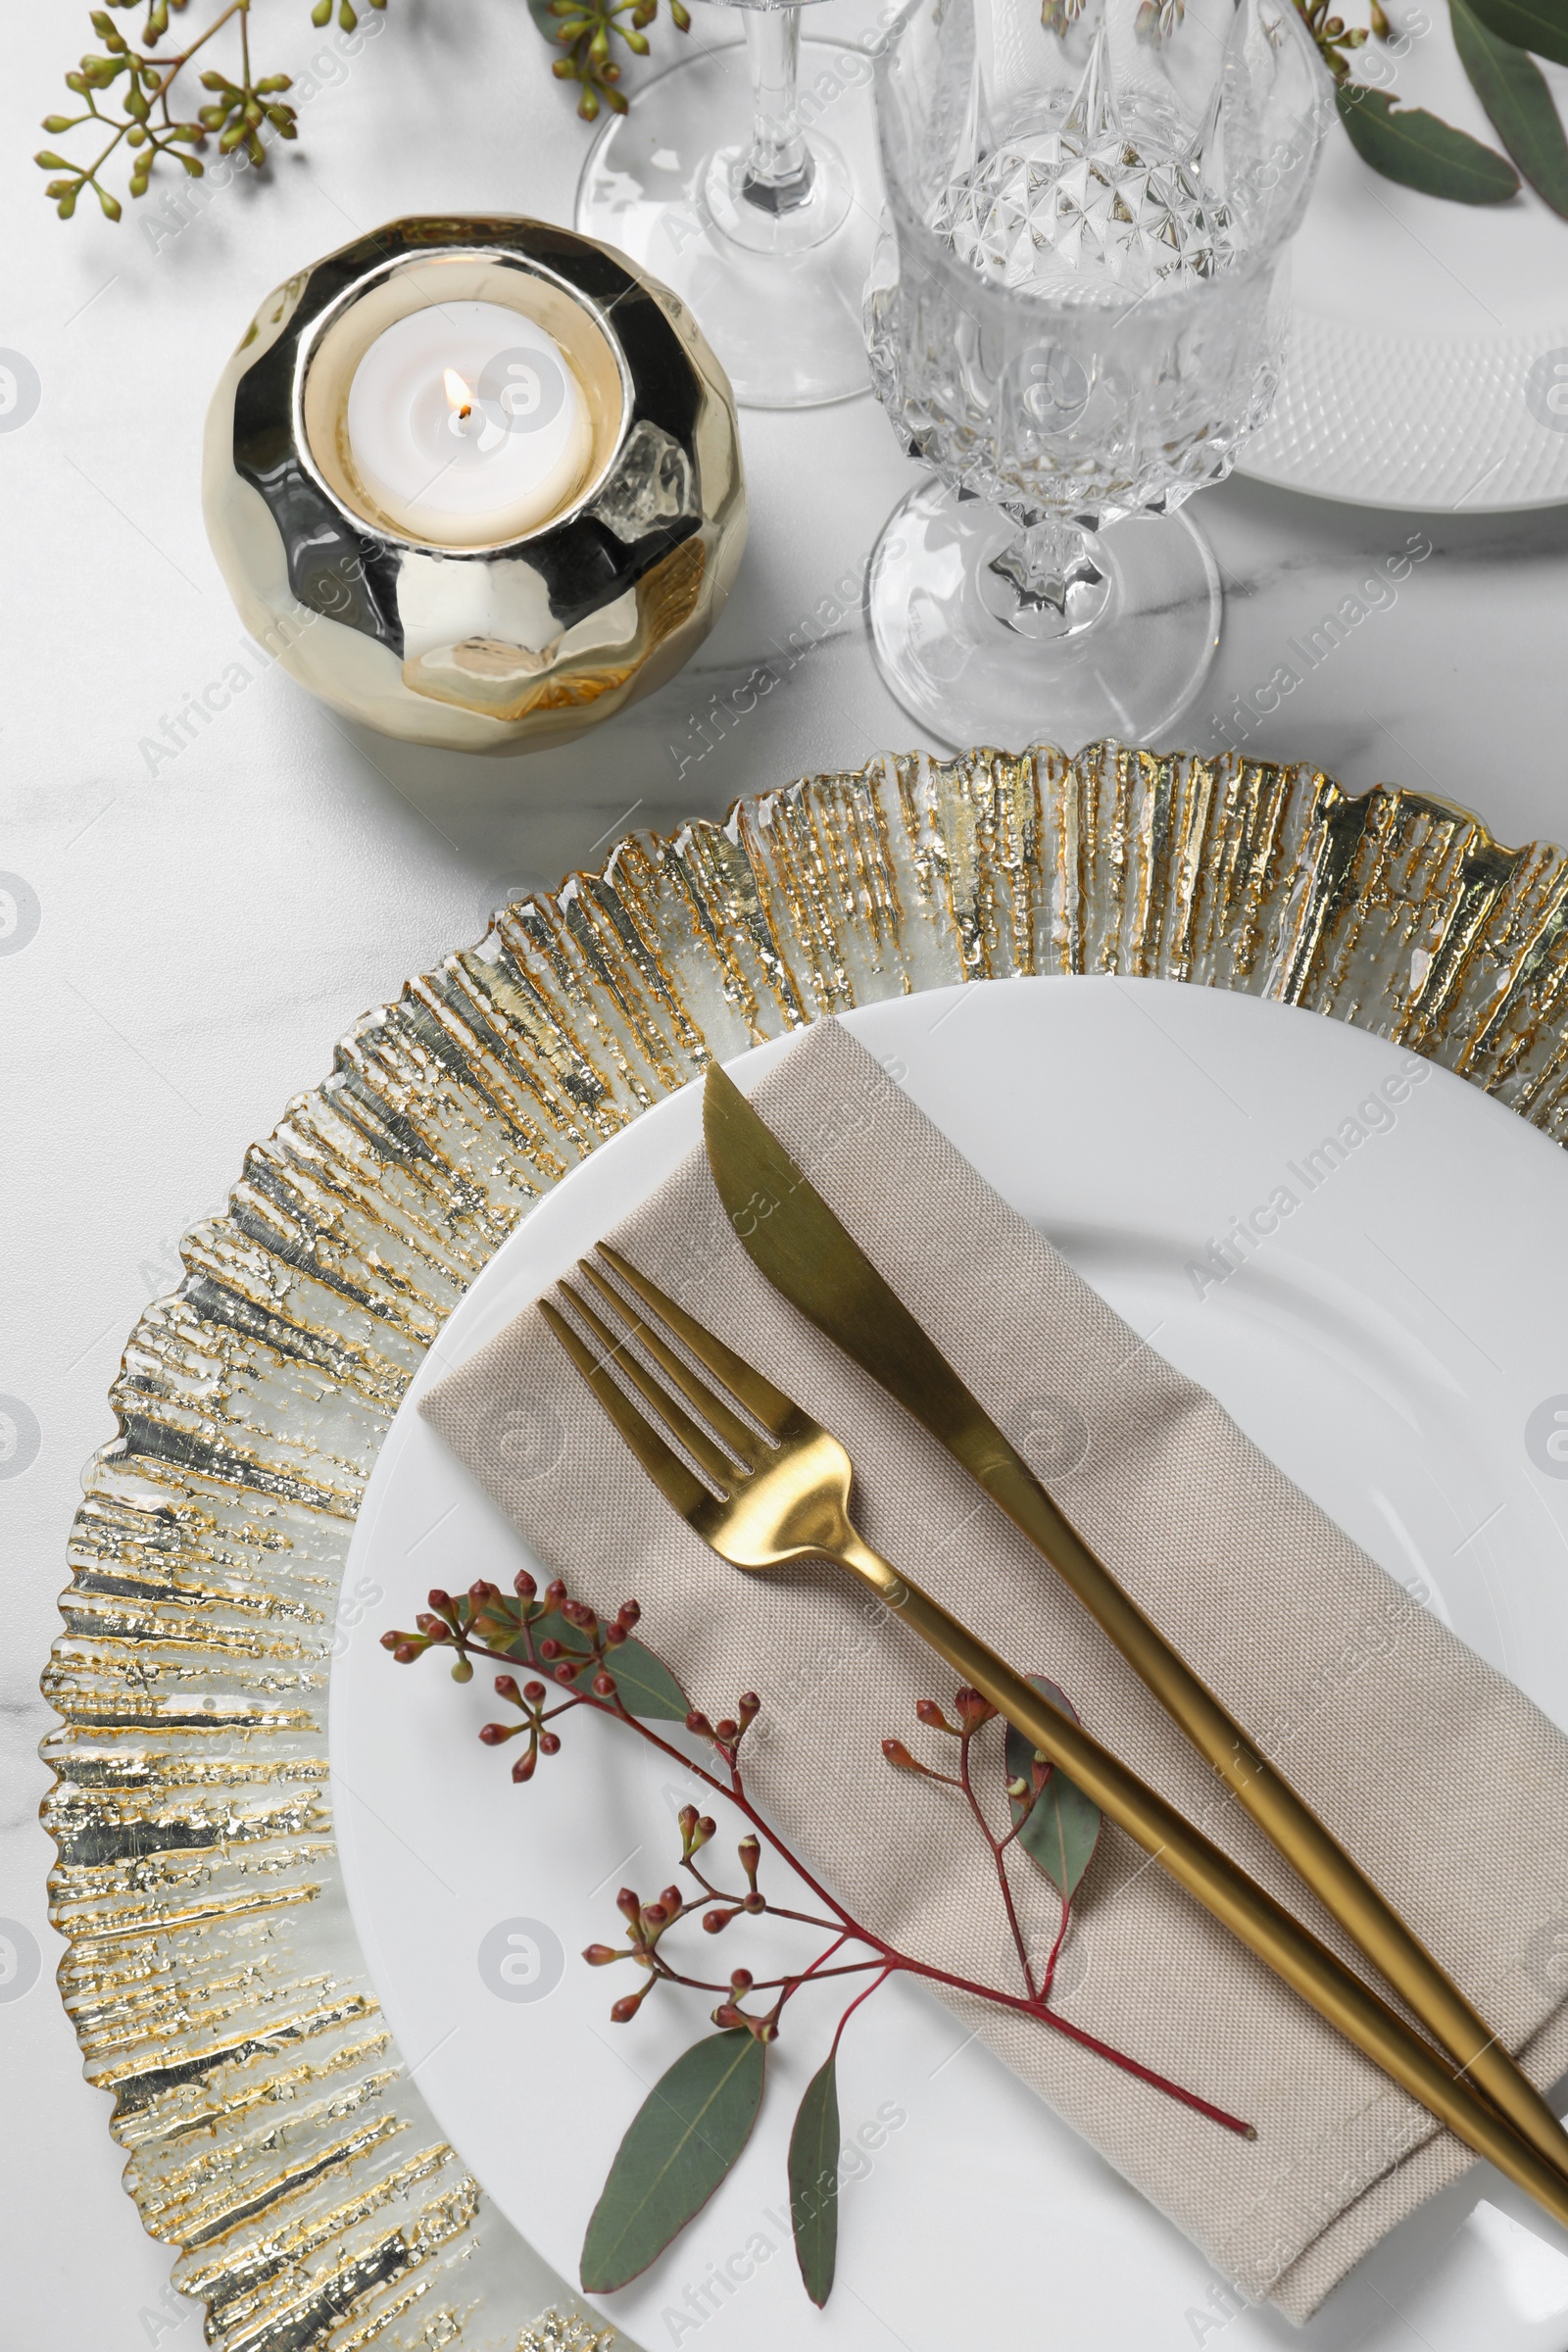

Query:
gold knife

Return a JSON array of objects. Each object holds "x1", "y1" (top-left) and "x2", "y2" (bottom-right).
[{"x1": 703, "y1": 1057, "x2": 1568, "y2": 2190}]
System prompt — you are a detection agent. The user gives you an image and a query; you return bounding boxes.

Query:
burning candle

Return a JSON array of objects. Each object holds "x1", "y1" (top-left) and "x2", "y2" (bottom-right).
[
  {"x1": 343, "y1": 299, "x2": 595, "y2": 548},
  {"x1": 208, "y1": 217, "x2": 746, "y2": 751}
]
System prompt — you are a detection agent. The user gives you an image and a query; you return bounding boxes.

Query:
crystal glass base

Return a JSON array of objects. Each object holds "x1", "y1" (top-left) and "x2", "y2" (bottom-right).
[
  {"x1": 867, "y1": 478, "x2": 1222, "y2": 752},
  {"x1": 575, "y1": 39, "x2": 880, "y2": 409}
]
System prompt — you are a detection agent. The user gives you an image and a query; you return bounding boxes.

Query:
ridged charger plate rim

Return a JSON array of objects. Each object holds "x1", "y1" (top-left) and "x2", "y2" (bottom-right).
[{"x1": 40, "y1": 741, "x2": 1568, "y2": 2352}]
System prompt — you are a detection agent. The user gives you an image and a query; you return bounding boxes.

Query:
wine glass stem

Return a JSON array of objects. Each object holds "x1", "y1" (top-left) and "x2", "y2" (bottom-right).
[
  {"x1": 990, "y1": 515, "x2": 1108, "y2": 625},
  {"x1": 741, "y1": 8, "x2": 815, "y2": 215}
]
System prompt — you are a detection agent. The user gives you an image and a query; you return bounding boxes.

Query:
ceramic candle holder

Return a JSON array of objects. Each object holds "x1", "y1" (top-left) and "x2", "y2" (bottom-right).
[{"x1": 203, "y1": 216, "x2": 747, "y2": 755}]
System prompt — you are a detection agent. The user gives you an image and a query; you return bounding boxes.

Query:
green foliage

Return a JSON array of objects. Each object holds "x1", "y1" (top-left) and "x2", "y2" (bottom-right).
[
  {"x1": 387, "y1": 1577, "x2": 1254, "y2": 2309},
  {"x1": 1004, "y1": 1676, "x2": 1102, "y2": 1902},
  {"x1": 533, "y1": 0, "x2": 690, "y2": 122},
  {"x1": 1335, "y1": 78, "x2": 1521, "y2": 196},
  {"x1": 787, "y1": 2055, "x2": 841, "y2": 2307},
  {"x1": 1294, "y1": 0, "x2": 1374, "y2": 79},
  {"x1": 579, "y1": 2031, "x2": 768, "y2": 2290},
  {"x1": 1465, "y1": 0, "x2": 1568, "y2": 64},
  {"x1": 32, "y1": 0, "x2": 1568, "y2": 225},
  {"x1": 516, "y1": 1610, "x2": 691, "y2": 1720},
  {"x1": 1298, "y1": 0, "x2": 1568, "y2": 211},
  {"x1": 34, "y1": 0, "x2": 381, "y2": 221},
  {"x1": 1449, "y1": 0, "x2": 1568, "y2": 210}
]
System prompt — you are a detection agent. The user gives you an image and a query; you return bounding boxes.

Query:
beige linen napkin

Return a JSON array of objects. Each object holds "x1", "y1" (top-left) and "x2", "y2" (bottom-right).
[{"x1": 421, "y1": 1018, "x2": 1568, "y2": 2321}]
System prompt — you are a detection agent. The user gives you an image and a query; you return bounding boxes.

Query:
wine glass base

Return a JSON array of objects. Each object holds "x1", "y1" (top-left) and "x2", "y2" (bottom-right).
[
  {"x1": 575, "y1": 40, "x2": 880, "y2": 409},
  {"x1": 867, "y1": 478, "x2": 1223, "y2": 752}
]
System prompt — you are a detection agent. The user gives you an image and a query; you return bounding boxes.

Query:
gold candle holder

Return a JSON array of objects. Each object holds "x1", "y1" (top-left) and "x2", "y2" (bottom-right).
[{"x1": 203, "y1": 215, "x2": 747, "y2": 755}]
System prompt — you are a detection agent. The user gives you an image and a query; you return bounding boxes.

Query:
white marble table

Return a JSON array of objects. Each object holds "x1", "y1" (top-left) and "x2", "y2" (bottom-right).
[{"x1": 4, "y1": 0, "x2": 1568, "y2": 2339}]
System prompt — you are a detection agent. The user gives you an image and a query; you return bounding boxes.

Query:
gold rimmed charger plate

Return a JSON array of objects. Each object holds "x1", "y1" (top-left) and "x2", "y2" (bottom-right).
[{"x1": 40, "y1": 742, "x2": 1568, "y2": 2352}]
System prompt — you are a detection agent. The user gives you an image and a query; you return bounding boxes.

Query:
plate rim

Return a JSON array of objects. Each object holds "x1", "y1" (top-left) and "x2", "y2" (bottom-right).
[
  {"x1": 329, "y1": 972, "x2": 1568, "y2": 2351},
  {"x1": 1236, "y1": 293, "x2": 1568, "y2": 514},
  {"x1": 40, "y1": 741, "x2": 1568, "y2": 2352}
]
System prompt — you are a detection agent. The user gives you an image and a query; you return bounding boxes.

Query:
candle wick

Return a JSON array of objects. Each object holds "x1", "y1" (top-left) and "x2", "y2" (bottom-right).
[{"x1": 442, "y1": 367, "x2": 477, "y2": 433}]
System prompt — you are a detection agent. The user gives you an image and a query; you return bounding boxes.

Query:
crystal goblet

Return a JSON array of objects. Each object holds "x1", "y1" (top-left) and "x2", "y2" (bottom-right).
[
  {"x1": 864, "y1": 0, "x2": 1333, "y2": 748},
  {"x1": 577, "y1": 1, "x2": 884, "y2": 408}
]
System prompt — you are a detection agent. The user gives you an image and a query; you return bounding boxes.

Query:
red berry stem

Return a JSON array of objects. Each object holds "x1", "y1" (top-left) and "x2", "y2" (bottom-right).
[
  {"x1": 956, "y1": 1705, "x2": 1039, "y2": 2002},
  {"x1": 383, "y1": 1580, "x2": 1255, "y2": 2139},
  {"x1": 828, "y1": 1966, "x2": 895, "y2": 2063}
]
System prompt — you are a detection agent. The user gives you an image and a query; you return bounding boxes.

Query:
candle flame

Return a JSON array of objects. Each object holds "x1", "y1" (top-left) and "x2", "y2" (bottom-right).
[{"x1": 443, "y1": 367, "x2": 473, "y2": 418}]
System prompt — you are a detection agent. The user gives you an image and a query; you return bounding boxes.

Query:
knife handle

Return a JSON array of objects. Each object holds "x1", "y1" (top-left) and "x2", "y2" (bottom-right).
[
  {"x1": 834, "y1": 1526, "x2": 1568, "y2": 2230},
  {"x1": 979, "y1": 1455, "x2": 1568, "y2": 2193}
]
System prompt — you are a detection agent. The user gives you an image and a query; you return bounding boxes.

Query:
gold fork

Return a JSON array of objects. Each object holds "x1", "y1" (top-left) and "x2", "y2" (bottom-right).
[{"x1": 540, "y1": 1244, "x2": 1568, "y2": 2227}]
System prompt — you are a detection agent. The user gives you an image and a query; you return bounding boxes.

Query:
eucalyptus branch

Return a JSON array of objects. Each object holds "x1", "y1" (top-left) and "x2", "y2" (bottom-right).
[
  {"x1": 384, "y1": 1568, "x2": 1254, "y2": 2305},
  {"x1": 535, "y1": 0, "x2": 692, "y2": 122},
  {"x1": 386, "y1": 1574, "x2": 1252, "y2": 2130},
  {"x1": 1291, "y1": 0, "x2": 1374, "y2": 81},
  {"x1": 35, "y1": 0, "x2": 386, "y2": 221},
  {"x1": 34, "y1": 0, "x2": 1568, "y2": 229}
]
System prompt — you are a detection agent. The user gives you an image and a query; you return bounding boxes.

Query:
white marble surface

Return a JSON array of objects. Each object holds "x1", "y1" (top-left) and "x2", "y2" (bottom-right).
[{"x1": 4, "y1": 0, "x2": 1568, "y2": 2341}]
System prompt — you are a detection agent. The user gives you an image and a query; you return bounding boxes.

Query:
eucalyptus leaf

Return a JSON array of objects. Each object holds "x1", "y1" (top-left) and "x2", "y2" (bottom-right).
[
  {"x1": 787, "y1": 2055, "x2": 840, "y2": 2307},
  {"x1": 509, "y1": 1613, "x2": 690, "y2": 1720},
  {"x1": 1451, "y1": 0, "x2": 1568, "y2": 213},
  {"x1": 590, "y1": 1635, "x2": 691, "y2": 1721},
  {"x1": 580, "y1": 2031, "x2": 766, "y2": 2291},
  {"x1": 1465, "y1": 0, "x2": 1568, "y2": 67},
  {"x1": 1336, "y1": 80, "x2": 1520, "y2": 200},
  {"x1": 1004, "y1": 1676, "x2": 1102, "y2": 1901}
]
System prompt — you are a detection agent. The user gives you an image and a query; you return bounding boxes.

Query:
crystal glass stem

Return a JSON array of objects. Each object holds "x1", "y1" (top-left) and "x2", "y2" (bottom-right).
[
  {"x1": 741, "y1": 10, "x2": 814, "y2": 216},
  {"x1": 574, "y1": 0, "x2": 882, "y2": 406},
  {"x1": 988, "y1": 516, "x2": 1109, "y2": 635}
]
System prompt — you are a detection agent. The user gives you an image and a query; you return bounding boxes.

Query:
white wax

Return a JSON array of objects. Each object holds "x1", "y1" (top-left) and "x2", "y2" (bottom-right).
[{"x1": 344, "y1": 300, "x2": 593, "y2": 548}]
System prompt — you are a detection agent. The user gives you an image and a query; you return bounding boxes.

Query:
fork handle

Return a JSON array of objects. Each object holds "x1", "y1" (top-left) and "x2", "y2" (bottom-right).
[
  {"x1": 834, "y1": 1530, "x2": 1568, "y2": 2228},
  {"x1": 977, "y1": 1451, "x2": 1568, "y2": 2198}
]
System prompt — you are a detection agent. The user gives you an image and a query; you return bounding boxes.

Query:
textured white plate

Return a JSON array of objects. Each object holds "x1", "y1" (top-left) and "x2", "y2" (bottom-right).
[
  {"x1": 1237, "y1": 25, "x2": 1568, "y2": 511},
  {"x1": 332, "y1": 976, "x2": 1568, "y2": 2352}
]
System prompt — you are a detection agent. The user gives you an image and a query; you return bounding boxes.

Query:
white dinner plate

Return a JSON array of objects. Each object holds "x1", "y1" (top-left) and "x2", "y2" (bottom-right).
[
  {"x1": 1237, "y1": 24, "x2": 1568, "y2": 510},
  {"x1": 331, "y1": 975, "x2": 1568, "y2": 2352}
]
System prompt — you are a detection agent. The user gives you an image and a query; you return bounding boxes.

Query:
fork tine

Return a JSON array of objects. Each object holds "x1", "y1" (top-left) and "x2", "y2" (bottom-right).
[
  {"x1": 558, "y1": 1278, "x2": 740, "y2": 1489},
  {"x1": 594, "y1": 1244, "x2": 797, "y2": 1437},
  {"x1": 576, "y1": 1258, "x2": 766, "y2": 1466},
  {"x1": 538, "y1": 1298, "x2": 710, "y2": 1519}
]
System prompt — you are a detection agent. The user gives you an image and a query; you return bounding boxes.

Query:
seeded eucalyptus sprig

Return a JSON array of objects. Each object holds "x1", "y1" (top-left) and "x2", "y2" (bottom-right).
[
  {"x1": 528, "y1": 0, "x2": 690, "y2": 122},
  {"x1": 35, "y1": 0, "x2": 385, "y2": 222},
  {"x1": 1288, "y1": 0, "x2": 1568, "y2": 214},
  {"x1": 385, "y1": 1569, "x2": 1252, "y2": 2307},
  {"x1": 1115, "y1": 0, "x2": 1566, "y2": 217}
]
